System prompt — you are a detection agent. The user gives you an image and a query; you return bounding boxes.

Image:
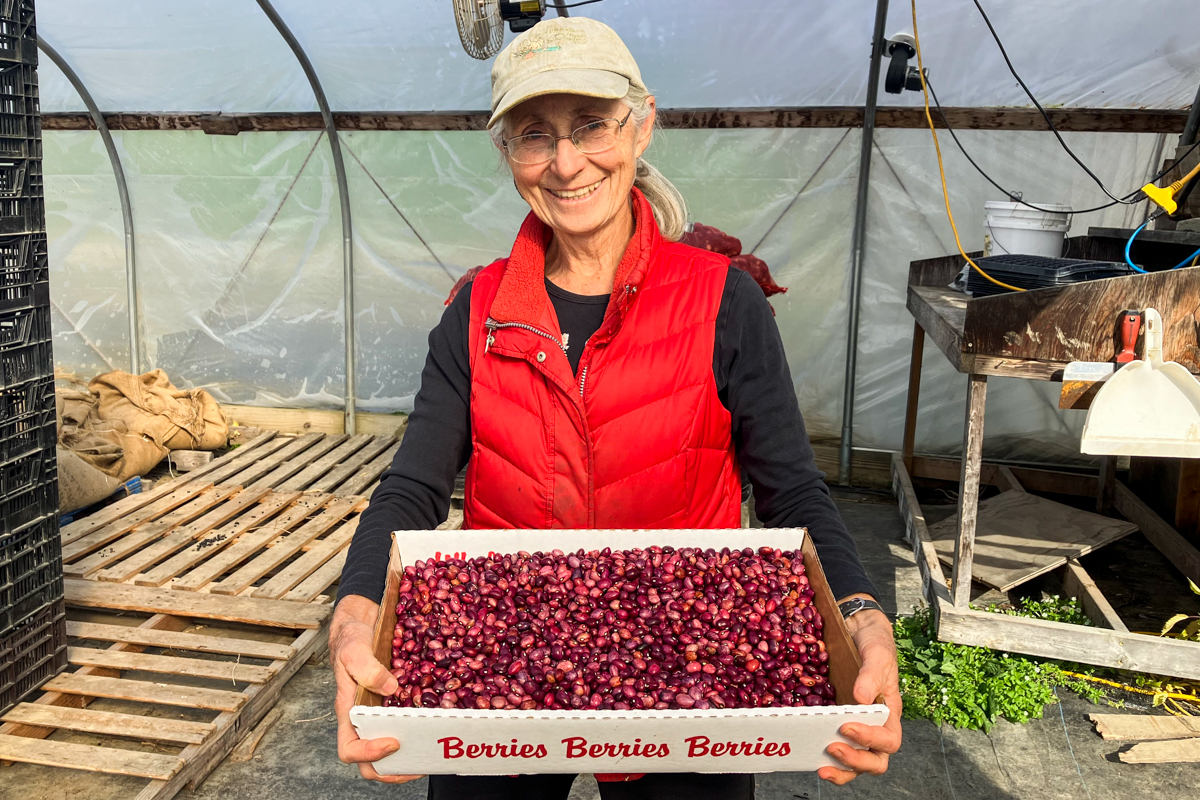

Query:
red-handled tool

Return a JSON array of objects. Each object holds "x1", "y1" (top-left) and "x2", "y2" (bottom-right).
[{"x1": 1115, "y1": 310, "x2": 1142, "y2": 363}]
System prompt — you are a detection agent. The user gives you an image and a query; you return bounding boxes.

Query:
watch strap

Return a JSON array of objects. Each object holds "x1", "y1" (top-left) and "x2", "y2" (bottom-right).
[{"x1": 838, "y1": 598, "x2": 885, "y2": 619}]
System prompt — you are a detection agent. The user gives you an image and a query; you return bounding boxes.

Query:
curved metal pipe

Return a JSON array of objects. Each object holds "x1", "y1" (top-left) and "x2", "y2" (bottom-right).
[
  {"x1": 38, "y1": 35, "x2": 140, "y2": 374},
  {"x1": 838, "y1": 0, "x2": 889, "y2": 486},
  {"x1": 256, "y1": 0, "x2": 357, "y2": 434},
  {"x1": 1173, "y1": 80, "x2": 1200, "y2": 216},
  {"x1": 1182, "y1": 80, "x2": 1200, "y2": 147}
]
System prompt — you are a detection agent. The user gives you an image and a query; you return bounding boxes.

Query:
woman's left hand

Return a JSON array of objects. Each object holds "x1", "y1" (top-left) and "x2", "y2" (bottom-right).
[{"x1": 818, "y1": 604, "x2": 902, "y2": 784}]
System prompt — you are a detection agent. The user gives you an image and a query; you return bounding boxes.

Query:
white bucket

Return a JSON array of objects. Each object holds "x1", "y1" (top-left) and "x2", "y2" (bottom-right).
[{"x1": 983, "y1": 201, "x2": 1071, "y2": 258}]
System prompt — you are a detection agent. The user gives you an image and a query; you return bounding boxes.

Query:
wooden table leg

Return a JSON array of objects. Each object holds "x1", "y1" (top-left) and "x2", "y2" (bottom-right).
[
  {"x1": 1096, "y1": 455, "x2": 1117, "y2": 515},
  {"x1": 952, "y1": 373, "x2": 987, "y2": 608},
  {"x1": 902, "y1": 322, "x2": 926, "y2": 475},
  {"x1": 1176, "y1": 459, "x2": 1200, "y2": 540}
]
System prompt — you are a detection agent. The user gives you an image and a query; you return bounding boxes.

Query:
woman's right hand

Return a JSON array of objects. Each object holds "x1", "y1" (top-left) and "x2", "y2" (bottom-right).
[{"x1": 330, "y1": 594, "x2": 423, "y2": 784}]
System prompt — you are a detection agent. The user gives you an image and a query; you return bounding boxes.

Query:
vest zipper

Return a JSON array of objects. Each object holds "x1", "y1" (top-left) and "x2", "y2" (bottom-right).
[
  {"x1": 576, "y1": 285, "x2": 634, "y2": 400},
  {"x1": 484, "y1": 317, "x2": 567, "y2": 354},
  {"x1": 578, "y1": 286, "x2": 638, "y2": 400}
]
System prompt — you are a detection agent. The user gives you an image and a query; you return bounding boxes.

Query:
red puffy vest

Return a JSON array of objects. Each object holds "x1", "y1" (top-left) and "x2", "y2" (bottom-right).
[{"x1": 463, "y1": 189, "x2": 741, "y2": 530}]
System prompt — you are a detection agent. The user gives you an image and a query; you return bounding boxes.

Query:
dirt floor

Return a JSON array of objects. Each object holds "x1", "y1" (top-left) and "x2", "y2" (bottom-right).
[{"x1": 3, "y1": 489, "x2": 1197, "y2": 800}]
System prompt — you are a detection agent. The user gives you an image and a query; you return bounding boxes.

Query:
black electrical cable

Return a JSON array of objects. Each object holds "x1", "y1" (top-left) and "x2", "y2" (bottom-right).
[
  {"x1": 926, "y1": 77, "x2": 1200, "y2": 215},
  {"x1": 928, "y1": 79, "x2": 1119, "y2": 213},
  {"x1": 548, "y1": 0, "x2": 604, "y2": 8},
  {"x1": 971, "y1": 0, "x2": 1138, "y2": 205}
]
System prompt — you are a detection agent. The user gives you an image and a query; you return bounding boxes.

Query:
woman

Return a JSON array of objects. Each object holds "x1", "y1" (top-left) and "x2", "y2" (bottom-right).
[{"x1": 331, "y1": 17, "x2": 900, "y2": 799}]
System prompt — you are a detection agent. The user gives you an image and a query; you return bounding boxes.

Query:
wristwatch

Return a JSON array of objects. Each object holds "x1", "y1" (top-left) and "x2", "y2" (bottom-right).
[{"x1": 838, "y1": 597, "x2": 885, "y2": 620}]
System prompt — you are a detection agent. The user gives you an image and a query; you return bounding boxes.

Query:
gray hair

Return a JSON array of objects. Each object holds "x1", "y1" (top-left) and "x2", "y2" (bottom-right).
[{"x1": 490, "y1": 84, "x2": 689, "y2": 242}]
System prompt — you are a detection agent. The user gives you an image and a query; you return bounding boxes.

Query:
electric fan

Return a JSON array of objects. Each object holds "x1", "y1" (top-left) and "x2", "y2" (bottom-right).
[
  {"x1": 453, "y1": 0, "x2": 563, "y2": 60},
  {"x1": 451, "y1": 0, "x2": 506, "y2": 60}
]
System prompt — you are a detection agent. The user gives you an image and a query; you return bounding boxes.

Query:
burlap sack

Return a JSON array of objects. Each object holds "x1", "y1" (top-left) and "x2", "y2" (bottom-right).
[
  {"x1": 57, "y1": 377, "x2": 168, "y2": 483},
  {"x1": 56, "y1": 370, "x2": 228, "y2": 485},
  {"x1": 88, "y1": 369, "x2": 228, "y2": 451},
  {"x1": 57, "y1": 446, "x2": 122, "y2": 514}
]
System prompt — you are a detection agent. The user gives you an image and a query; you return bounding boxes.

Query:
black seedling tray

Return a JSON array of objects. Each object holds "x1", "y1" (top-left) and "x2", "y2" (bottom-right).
[{"x1": 967, "y1": 254, "x2": 1135, "y2": 297}]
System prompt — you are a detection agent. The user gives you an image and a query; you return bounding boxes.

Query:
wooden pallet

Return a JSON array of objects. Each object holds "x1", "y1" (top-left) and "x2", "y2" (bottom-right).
[
  {"x1": 58, "y1": 430, "x2": 399, "y2": 600},
  {"x1": 0, "y1": 429, "x2": 389, "y2": 794},
  {"x1": 0, "y1": 590, "x2": 330, "y2": 798}
]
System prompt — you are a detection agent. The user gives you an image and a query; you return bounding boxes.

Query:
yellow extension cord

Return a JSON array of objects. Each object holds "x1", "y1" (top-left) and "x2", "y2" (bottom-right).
[
  {"x1": 911, "y1": 0, "x2": 1025, "y2": 292},
  {"x1": 1061, "y1": 670, "x2": 1200, "y2": 717}
]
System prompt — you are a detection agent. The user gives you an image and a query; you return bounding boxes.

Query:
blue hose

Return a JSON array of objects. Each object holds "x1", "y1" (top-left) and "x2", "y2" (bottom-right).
[
  {"x1": 1171, "y1": 248, "x2": 1200, "y2": 269},
  {"x1": 1124, "y1": 221, "x2": 1150, "y2": 273},
  {"x1": 1126, "y1": 221, "x2": 1200, "y2": 272}
]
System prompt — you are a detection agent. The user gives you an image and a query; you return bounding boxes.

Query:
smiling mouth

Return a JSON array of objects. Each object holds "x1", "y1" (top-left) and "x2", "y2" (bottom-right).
[{"x1": 547, "y1": 178, "x2": 605, "y2": 200}]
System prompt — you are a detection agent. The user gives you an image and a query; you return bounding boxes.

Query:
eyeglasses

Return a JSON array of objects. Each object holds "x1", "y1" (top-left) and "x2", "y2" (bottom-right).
[{"x1": 502, "y1": 109, "x2": 634, "y2": 165}]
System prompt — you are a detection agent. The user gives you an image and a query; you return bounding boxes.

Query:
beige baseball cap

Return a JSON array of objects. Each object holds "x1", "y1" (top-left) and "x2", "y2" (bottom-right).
[{"x1": 488, "y1": 17, "x2": 646, "y2": 129}]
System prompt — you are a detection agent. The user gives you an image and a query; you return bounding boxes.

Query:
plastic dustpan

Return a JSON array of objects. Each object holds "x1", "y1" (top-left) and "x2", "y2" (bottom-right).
[{"x1": 1081, "y1": 308, "x2": 1200, "y2": 457}]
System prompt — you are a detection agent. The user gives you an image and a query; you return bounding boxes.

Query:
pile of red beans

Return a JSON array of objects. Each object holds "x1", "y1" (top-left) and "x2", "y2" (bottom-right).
[{"x1": 384, "y1": 545, "x2": 836, "y2": 711}]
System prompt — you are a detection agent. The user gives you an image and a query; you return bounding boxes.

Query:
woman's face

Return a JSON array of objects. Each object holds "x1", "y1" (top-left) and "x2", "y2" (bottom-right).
[{"x1": 502, "y1": 93, "x2": 655, "y2": 240}]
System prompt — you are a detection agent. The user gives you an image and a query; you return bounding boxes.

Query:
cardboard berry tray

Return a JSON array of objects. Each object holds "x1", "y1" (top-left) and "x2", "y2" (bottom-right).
[{"x1": 351, "y1": 529, "x2": 889, "y2": 775}]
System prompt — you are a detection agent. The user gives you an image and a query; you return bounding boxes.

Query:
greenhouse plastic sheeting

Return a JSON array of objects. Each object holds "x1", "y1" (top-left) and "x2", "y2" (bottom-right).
[
  {"x1": 35, "y1": 0, "x2": 1200, "y2": 114},
  {"x1": 46, "y1": 124, "x2": 1173, "y2": 461},
  {"x1": 45, "y1": 128, "x2": 857, "y2": 410}
]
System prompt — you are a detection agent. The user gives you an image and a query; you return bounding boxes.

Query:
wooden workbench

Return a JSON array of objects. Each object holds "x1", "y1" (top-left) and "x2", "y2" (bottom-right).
[{"x1": 896, "y1": 239, "x2": 1200, "y2": 680}]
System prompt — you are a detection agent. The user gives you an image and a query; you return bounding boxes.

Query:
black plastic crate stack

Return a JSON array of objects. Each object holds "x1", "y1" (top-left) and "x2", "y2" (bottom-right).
[{"x1": 0, "y1": 0, "x2": 66, "y2": 716}]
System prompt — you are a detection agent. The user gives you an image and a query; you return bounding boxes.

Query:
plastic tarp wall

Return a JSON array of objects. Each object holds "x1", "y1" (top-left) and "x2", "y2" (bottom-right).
[
  {"x1": 45, "y1": 125, "x2": 1172, "y2": 462},
  {"x1": 35, "y1": 0, "x2": 1200, "y2": 112},
  {"x1": 35, "y1": 0, "x2": 1200, "y2": 462},
  {"x1": 45, "y1": 128, "x2": 859, "y2": 410}
]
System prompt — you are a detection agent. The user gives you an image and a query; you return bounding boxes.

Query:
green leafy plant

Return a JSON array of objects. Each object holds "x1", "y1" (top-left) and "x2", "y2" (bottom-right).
[
  {"x1": 1159, "y1": 579, "x2": 1200, "y2": 642},
  {"x1": 985, "y1": 595, "x2": 1092, "y2": 626},
  {"x1": 895, "y1": 603, "x2": 1104, "y2": 732}
]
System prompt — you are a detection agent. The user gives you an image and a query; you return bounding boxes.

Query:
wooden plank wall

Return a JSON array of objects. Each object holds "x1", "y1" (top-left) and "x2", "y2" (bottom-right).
[
  {"x1": 222, "y1": 405, "x2": 408, "y2": 437},
  {"x1": 42, "y1": 106, "x2": 1191, "y2": 134}
]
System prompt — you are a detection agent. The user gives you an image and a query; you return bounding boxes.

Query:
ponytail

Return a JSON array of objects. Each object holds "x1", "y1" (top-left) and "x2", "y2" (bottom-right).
[{"x1": 634, "y1": 156, "x2": 687, "y2": 241}]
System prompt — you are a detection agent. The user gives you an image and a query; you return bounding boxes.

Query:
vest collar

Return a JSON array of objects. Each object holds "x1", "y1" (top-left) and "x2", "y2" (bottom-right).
[{"x1": 487, "y1": 188, "x2": 661, "y2": 332}]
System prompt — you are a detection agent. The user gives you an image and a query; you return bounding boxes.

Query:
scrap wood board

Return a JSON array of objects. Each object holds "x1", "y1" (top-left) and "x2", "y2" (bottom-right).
[
  {"x1": 64, "y1": 580, "x2": 330, "y2": 629},
  {"x1": 927, "y1": 490, "x2": 1138, "y2": 591},
  {"x1": 1089, "y1": 714, "x2": 1200, "y2": 741},
  {"x1": 0, "y1": 591, "x2": 330, "y2": 798},
  {"x1": 1117, "y1": 738, "x2": 1200, "y2": 764}
]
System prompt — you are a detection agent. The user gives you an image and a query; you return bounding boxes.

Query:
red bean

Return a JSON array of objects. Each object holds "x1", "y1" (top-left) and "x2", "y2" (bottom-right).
[{"x1": 387, "y1": 547, "x2": 834, "y2": 710}]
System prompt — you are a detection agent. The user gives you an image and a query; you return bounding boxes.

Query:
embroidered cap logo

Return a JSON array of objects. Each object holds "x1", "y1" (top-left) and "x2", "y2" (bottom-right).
[{"x1": 513, "y1": 28, "x2": 588, "y2": 60}]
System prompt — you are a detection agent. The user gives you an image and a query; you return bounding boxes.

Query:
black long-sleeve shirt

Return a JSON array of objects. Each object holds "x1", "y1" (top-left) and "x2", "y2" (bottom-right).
[{"x1": 337, "y1": 266, "x2": 877, "y2": 605}]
